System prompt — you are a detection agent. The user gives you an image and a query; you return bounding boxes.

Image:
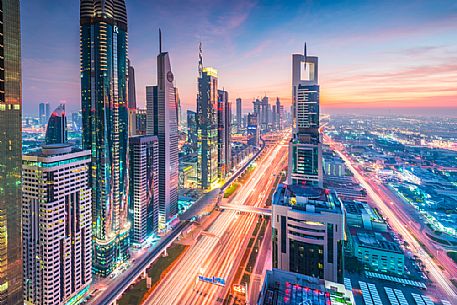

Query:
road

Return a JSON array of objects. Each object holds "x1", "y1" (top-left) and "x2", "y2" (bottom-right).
[
  {"x1": 143, "y1": 131, "x2": 290, "y2": 305},
  {"x1": 325, "y1": 135, "x2": 457, "y2": 303}
]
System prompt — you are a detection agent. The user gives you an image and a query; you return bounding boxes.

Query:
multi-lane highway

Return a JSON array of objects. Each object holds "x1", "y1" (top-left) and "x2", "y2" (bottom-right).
[
  {"x1": 143, "y1": 131, "x2": 289, "y2": 305},
  {"x1": 325, "y1": 135, "x2": 457, "y2": 303}
]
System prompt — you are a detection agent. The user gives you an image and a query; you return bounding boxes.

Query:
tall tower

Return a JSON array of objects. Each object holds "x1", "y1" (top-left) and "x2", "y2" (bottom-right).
[
  {"x1": 147, "y1": 31, "x2": 179, "y2": 229},
  {"x1": 288, "y1": 45, "x2": 323, "y2": 187},
  {"x1": 22, "y1": 145, "x2": 92, "y2": 305},
  {"x1": 80, "y1": 0, "x2": 130, "y2": 276},
  {"x1": 236, "y1": 98, "x2": 242, "y2": 131},
  {"x1": 197, "y1": 44, "x2": 219, "y2": 189},
  {"x1": 45, "y1": 104, "x2": 68, "y2": 145},
  {"x1": 128, "y1": 59, "x2": 137, "y2": 137},
  {"x1": 0, "y1": 0, "x2": 23, "y2": 304}
]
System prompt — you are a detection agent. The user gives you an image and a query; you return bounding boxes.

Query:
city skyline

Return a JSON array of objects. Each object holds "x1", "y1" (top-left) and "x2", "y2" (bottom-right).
[{"x1": 22, "y1": 0, "x2": 457, "y2": 116}]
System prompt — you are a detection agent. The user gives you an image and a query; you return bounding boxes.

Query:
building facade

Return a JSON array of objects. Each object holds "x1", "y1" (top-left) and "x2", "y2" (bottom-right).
[
  {"x1": 288, "y1": 50, "x2": 323, "y2": 187},
  {"x1": 39, "y1": 102, "x2": 50, "y2": 126},
  {"x1": 197, "y1": 53, "x2": 219, "y2": 189},
  {"x1": 236, "y1": 98, "x2": 242, "y2": 131},
  {"x1": 129, "y1": 135, "x2": 159, "y2": 244},
  {"x1": 247, "y1": 113, "x2": 260, "y2": 147},
  {"x1": 45, "y1": 104, "x2": 67, "y2": 145},
  {"x1": 272, "y1": 184, "x2": 345, "y2": 283},
  {"x1": 80, "y1": 0, "x2": 130, "y2": 276},
  {"x1": 22, "y1": 145, "x2": 92, "y2": 305},
  {"x1": 186, "y1": 110, "x2": 197, "y2": 151},
  {"x1": 0, "y1": 0, "x2": 23, "y2": 303},
  {"x1": 217, "y1": 90, "x2": 231, "y2": 178},
  {"x1": 146, "y1": 38, "x2": 179, "y2": 229}
]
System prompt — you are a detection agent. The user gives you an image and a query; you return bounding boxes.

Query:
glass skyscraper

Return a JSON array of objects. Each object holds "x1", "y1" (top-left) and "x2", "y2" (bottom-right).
[
  {"x1": 45, "y1": 104, "x2": 67, "y2": 145},
  {"x1": 80, "y1": 0, "x2": 130, "y2": 277},
  {"x1": 0, "y1": 1, "x2": 23, "y2": 304},
  {"x1": 288, "y1": 49, "x2": 323, "y2": 187}
]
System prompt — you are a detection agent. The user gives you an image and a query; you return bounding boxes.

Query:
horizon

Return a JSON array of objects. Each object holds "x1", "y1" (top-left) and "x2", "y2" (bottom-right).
[{"x1": 23, "y1": 1, "x2": 457, "y2": 116}]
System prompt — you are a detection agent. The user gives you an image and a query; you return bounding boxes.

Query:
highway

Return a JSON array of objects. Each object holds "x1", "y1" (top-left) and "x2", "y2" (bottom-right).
[
  {"x1": 325, "y1": 135, "x2": 457, "y2": 303},
  {"x1": 143, "y1": 131, "x2": 289, "y2": 305}
]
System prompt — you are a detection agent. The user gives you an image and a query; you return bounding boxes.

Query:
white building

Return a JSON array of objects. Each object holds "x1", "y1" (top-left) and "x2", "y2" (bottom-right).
[{"x1": 22, "y1": 145, "x2": 92, "y2": 305}]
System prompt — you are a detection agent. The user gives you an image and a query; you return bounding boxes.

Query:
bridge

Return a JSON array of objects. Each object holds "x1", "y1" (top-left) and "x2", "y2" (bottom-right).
[{"x1": 218, "y1": 204, "x2": 272, "y2": 216}]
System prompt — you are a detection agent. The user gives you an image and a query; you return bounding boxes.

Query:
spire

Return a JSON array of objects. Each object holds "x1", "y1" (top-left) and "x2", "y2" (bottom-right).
[
  {"x1": 198, "y1": 42, "x2": 203, "y2": 77},
  {"x1": 159, "y1": 28, "x2": 162, "y2": 53}
]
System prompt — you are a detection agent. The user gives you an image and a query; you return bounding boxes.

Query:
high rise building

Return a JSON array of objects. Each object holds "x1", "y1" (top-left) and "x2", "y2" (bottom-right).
[
  {"x1": 129, "y1": 135, "x2": 159, "y2": 244},
  {"x1": 80, "y1": 0, "x2": 130, "y2": 276},
  {"x1": 197, "y1": 44, "x2": 219, "y2": 189},
  {"x1": 22, "y1": 145, "x2": 92, "y2": 305},
  {"x1": 276, "y1": 97, "x2": 282, "y2": 129},
  {"x1": 39, "y1": 102, "x2": 50, "y2": 126},
  {"x1": 288, "y1": 47, "x2": 323, "y2": 187},
  {"x1": 0, "y1": 0, "x2": 23, "y2": 303},
  {"x1": 236, "y1": 98, "x2": 242, "y2": 131},
  {"x1": 71, "y1": 111, "x2": 82, "y2": 131},
  {"x1": 271, "y1": 46, "x2": 344, "y2": 284},
  {"x1": 146, "y1": 31, "x2": 179, "y2": 229},
  {"x1": 247, "y1": 113, "x2": 260, "y2": 147},
  {"x1": 45, "y1": 104, "x2": 67, "y2": 145},
  {"x1": 271, "y1": 184, "x2": 344, "y2": 283},
  {"x1": 186, "y1": 110, "x2": 197, "y2": 150},
  {"x1": 135, "y1": 108, "x2": 147, "y2": 135},
  {"x1": 217, "y1": 90, "x2": 231, "y2": 178},
  {"x1": 128, "y1": 59, "x2": 137, "y2": 137}
]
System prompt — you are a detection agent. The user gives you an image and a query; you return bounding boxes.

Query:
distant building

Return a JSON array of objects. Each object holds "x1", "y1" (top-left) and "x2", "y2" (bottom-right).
[
  {"x1": 272, "y1": 184, "x2": 345, "y2": 283},
  {"x1": 22, "y1": 145, "x2": 92, "y2": 305},
  {"x1": 247, "y1": 113, "x2": 260, "y2": 147},
  {"x1": 323, "y1": 155, "x2": 346, "y2": 177},
  {"x1": 39, "y1": 102, "x2": 50, "y2": 126},
  {"x1": 288, "y1": 48, "x2": 323, "y2": 187},
  {"x1": 128, "y1": 59, "x2": 137, "y2": 109},
  {"x1": 217, "y1": 90, "x2": 231, "y2": 178},
  {"x1": 257, "y1": 269, "x2": 354, "y2": 305},
  {"x1": 187, "y1": 110, "x2": 198, "y2": 150},
  {"x1": 45, "y1": 104, "x2": 67, "y2": 145},
  {"x1": 71, "y1": 111, "x2": 82, "y2": 131},
  {"x1": 197, "y1": 44, "x2": 219, "y2": 189},
  {"x1": 129, "y1": 135, "x2": 159, "y2": 244},
  {"x1": 146, "y1": 32, "x2": 179, "y2": 229},
  {"x1": 236, "y1": 98, "x2": 242, "y2": 131}
]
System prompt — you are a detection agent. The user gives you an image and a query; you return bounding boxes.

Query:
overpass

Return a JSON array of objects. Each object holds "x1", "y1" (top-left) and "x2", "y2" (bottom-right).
[{"x1": 218, "y1": 203, "x2": 272, "y2": 216}]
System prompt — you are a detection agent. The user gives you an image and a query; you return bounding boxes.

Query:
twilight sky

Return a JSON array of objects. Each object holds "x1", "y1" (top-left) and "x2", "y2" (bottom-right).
[{"x1": 22, "y1": 0, "x2": 457, "y2": 116}]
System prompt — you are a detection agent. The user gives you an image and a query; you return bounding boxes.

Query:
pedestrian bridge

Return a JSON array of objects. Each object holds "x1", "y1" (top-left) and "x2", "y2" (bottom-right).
[{"x1": 218, "y1": 204, "x2": 272, "y2": 216}]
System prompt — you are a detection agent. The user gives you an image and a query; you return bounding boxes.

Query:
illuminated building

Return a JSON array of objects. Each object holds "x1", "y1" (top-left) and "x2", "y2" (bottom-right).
[
  {"x1": 272, "y1": 184, "x2": 345, "y2": 283},
  {"x1": 217, "y1": 90, "x2": 231, "y2": 178},
  {"x1": 80, "y1": 0, "x2": 130, "y2": 276},
  {"x1": 187, "y1": 110, "x2": 198, "y2": 151},
  {"x1": 288, "y1": 46, "x2": 323, "y2": 187},
  {"x1": 129, "y1": 135, "x2": 159, "y2": 243},
  {"x1": 247, "y1": 113, "x2": 260, "y2": 147},
  {"x1": 135, "y1": 108, "x2": 147, "y2": 135},
  {"x1": 0, "y1": 0, "x2": 23, "y2": 303},
  {"x1": 146, "y1": 30, "x2": 179, "y2": 228},
  {"x1": 128, "y1": 59, "x2": 137, "y2": 137},
  {"x1": 45, "y1": 104, "x2": 67, "y2": 145},
  {"x1": 22, "y1": 145, "x2": 92, "y2": 305},
  {"x1": 197, "y1": 44, "x2": 219, "y2": 189}
]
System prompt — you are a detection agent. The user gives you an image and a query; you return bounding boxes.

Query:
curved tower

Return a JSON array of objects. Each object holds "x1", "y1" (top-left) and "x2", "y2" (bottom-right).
[
  {"x1": 45, "y1": 104, "x2": 67, "y2": 145},
  {"x1": 80, "y1": 0, "x2": 130, "y2": 277}
]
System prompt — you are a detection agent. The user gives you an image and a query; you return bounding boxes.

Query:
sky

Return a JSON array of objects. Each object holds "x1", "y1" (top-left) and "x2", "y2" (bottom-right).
[{"x1": 22, "y1": 0, "x2": 457, "y2": 116}]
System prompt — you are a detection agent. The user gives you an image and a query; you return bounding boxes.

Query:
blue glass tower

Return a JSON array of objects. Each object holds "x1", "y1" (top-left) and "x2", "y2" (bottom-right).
[
  {"x1": 45, "y1": 104, "x2": 68, "y2": 145},
  {"x1": 80, "y1": 0, "x2": 130, "y2": 277}
]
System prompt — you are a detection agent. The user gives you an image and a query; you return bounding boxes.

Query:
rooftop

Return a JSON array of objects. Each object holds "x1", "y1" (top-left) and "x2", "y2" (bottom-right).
[{"x1": 350, "y1": 228, "x2": 402, "y2": 254}]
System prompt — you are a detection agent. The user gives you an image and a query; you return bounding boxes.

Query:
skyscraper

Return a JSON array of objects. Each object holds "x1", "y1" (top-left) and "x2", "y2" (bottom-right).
[
  {"x1": 288, "y1": 47, "x2": 323, "y2": 187},
  {"x1": 224, "y1": 94, "x2": 232, "y2": 174},
  {"x1": 80, "y1": 0, "x2": 130, "y2": 276},
  {"x1": 45, "y1": 104, "x2": 67, "y2": 145},
  {"x1": 39, "y1": 102, "x2": 50, "y2": 126},
  {"x1": 197, "y1": 44, "x2": 219, "y2": 189},
  {"x1": 217, "y1": 90, "x2": 230, "y2": 178},
  {"x1": 22, "y1": 145, "x2": 92, "y2": 305},
  {"x1": 271, "y1": 46, "x2": 344, "y2": 284},
  {"x1": 236, "y1": 98, "x2": 242, "y2": 131},
  {"x1": 0, "y1": 0, "x2": 23, "y2": 303},
  {"x1": 186, "y1": 110, "x2": 197, "y2": 150},
  {"x1": 129, "y1": 135, "x2": 159, "y2": 244},
  {"x1": 146, "y1": 31, "x2": 179, "y2": 229},
  {"x1": 247, "y1": 113, "x2": 260, "y2": 147},
  {"x1": 128, "y1": 59, "x2": 137, "y2": 137}
]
